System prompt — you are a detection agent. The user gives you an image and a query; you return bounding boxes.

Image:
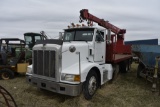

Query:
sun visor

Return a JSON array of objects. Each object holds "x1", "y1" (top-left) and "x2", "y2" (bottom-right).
[{"x1": 36, "y1": 39, "x2": 63, "y2": 45}]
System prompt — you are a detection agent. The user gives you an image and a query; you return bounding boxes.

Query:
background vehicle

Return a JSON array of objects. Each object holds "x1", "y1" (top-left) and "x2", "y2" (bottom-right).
[
  {"x1": 24, "y1": 31, "x2": 48, "y2": 64},
  {"x1": 0, "y1": 38, "x2": 26, "y2": 80},
  {"x1": 132, "y1": 45, "x2": 160, "y2": 91},
  {"x1": 125, "y1": 39, "x2": 158, "y2": 63},
  {"x1": 0, "y1": 32, "x2": 48, "y2": 80},
  {"x1": 24, "y1": 31, "x2": 48, "y2": 49},
  {"x1": 26, "y1": 9, "x2": 132, "y2": 100}
]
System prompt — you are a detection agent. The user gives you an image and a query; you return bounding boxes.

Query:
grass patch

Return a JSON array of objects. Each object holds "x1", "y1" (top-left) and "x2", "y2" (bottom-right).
[{"x1": 0, "y1": 63, "x2": 160, "y2": 107}]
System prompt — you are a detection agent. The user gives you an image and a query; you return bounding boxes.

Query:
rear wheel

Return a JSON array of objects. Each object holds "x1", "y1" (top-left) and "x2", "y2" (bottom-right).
[
  {"x1": 83, "y1": 70, "x2": 98, "y2": 100},
  {"x1": 120, "y1": 60, "x2": 130, "y2": 73},
  {"x1": 112, "y1": 64, "x2": 119, "y2": 80},
  {"x1": 137, "y1": 63, "x2": 145, "y2": 78},
  {"x1": 0, "y1": 69, "x2": 14, "y2": 80}
]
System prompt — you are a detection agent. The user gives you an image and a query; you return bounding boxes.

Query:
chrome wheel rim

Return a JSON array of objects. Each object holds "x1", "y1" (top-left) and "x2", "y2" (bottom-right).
[
  {"x1": 126, "y1": 64, "x2": 129, "y2": 72},
  {"x1": 114, "y1": 65, "x2": 119, "y2": 79},
  {"x1": 2, "y1": 72, "x2": 9, "y2": 80},
  {"x1": 88, "y1": 76, "x2": 97, "y2": 95}
]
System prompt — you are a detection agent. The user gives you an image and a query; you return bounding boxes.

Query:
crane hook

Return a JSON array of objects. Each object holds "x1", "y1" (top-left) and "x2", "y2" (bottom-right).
[
  {"x1": 79, "y1": 16, "x2": 83, "y2": 23},
  {"x1": 87, "y1": 20, "x2": 90, "y2": 26}
]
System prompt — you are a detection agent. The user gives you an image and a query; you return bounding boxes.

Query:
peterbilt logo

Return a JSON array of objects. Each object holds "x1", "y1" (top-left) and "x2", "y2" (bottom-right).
[{"x1": 41, "y1": 46, "x2": 46, "y2": 50}]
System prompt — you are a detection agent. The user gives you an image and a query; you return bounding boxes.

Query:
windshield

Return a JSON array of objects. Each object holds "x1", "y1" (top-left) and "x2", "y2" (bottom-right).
[
  {"x1": 24, "y1": 36, "x2": 41, "y2": 45},
  {"x1": 24, "y1": 36, "x2": 32, "y2": 45},
  {"x1": 35, "y1": 36, "x2": 41, "y2": 41},
  {"x1": 63, "y1": 29, "x2": 94, "y2": 42}
]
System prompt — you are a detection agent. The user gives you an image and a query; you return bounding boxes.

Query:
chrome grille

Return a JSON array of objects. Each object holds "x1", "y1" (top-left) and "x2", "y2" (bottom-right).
[{"x1": 33, "y1": 50, "x2": 56, "y2": 78}]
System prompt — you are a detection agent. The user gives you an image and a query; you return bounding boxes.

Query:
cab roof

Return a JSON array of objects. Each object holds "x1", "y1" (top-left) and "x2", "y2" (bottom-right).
[
  {"x1": 0, "y1": 38, "x2": 24, "y2": 42},
  {"x1": 64, "y1": 26, "x2": 105, "y2": 31},
  {"x1": 24, "y1": 32, "x2": 42, "y2": 36}
]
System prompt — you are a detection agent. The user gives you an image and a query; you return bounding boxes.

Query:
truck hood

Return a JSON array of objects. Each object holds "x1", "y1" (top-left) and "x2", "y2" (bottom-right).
[{"x1": 61, "y1": 42, "x2": 89, "y2": 74}]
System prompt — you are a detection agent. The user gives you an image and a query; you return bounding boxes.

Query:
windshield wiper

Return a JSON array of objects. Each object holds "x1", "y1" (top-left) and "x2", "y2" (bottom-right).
[
  {"x1": 64, "y1": 40, "x2": 71, "y2": 42},
  {"x1": 74, "y1": 40, "x2": 86, "y2": 41}
]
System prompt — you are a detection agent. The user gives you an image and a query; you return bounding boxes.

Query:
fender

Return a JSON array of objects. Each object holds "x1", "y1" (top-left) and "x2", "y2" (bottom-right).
[{"x1": 61, "y1": 61, "x2": 101, "y2": 83}]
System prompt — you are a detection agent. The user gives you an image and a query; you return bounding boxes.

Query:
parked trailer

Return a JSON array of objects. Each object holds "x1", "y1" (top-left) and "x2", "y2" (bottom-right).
[
  {"x1": 132, "y1": 45, "x2": 160, "y2": 90},
  {"x1": 125, "y1": 39, "x2": 158, "y2": 62},
  {"x1": 125, "y1": 39, "x2": 158, "y2": 45}
]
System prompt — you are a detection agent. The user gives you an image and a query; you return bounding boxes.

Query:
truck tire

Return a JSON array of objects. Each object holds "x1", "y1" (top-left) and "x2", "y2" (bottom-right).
[
  {"x1": 83, "y1": 70, "x2": 98, "y2": 100},
  {"x1": 137, "y1": 63, "x2": 145, "y2": 78},
  {"x1": 0, "y1": 69, "x2": 14, "y2": 80},
  {"x1": 112, "y1": 64, "x2": 119, "y2": 80},
  {"x1": 120, "y1": 60, "x2": 129, "y2": 73},
  {"x1": 128, "y1": 59, "x2": 132, "y2": 70}
]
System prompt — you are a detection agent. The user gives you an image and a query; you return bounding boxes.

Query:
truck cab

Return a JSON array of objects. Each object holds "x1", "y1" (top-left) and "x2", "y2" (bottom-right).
[
  {"x1": 24, "y1": 32, "x2": 48, "y2": 49},
  {"x1": 26, "y1": 26, "x2": 114, "y2": 99},
  {"x1": 26, "y1": 9, "x2": 132, "y2": 100},
  {"x1": 63, "y1": 27, "x2": 106, "y2": 64}
]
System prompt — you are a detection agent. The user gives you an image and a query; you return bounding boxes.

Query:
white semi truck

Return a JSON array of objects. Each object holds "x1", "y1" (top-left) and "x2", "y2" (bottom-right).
[{"x1": 26, "y1": 9, "x2": 132, "y2": 99}]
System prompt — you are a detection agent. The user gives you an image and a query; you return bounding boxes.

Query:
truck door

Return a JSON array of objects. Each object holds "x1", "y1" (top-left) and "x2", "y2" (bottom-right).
[{"x1": 94, "y1": 30, "x2": 105, "y2": 62}]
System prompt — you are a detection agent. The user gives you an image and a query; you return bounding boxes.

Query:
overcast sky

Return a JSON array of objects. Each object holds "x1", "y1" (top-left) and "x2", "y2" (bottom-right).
[{"x1": 0, "y1": 0, "x2": 159, "y2": 42}]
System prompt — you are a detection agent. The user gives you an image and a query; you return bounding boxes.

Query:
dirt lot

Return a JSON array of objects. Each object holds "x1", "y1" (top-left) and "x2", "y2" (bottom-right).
[{"x1": 0, "y1": 63, "x2": 160, "y2": 107}]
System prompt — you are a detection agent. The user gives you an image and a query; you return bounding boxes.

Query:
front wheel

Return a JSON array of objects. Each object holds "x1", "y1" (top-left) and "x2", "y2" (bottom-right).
[
  {"x1": 0, "y1": 69, "x2": 14, "y2": 80},
  {"x1": 83, "y1": 70, "x2": 98, "y2": 100}
]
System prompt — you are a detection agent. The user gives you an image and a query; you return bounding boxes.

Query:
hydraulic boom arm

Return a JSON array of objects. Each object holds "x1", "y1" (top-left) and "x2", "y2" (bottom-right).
[{"x1": 80, "y1": 9, "x2": 126, "y2": 35}]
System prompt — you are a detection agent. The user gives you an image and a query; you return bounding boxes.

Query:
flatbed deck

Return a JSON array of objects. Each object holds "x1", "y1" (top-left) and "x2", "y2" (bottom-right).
[{"x1": 113, "y1": 54, "x2": 132, "y2": 63}]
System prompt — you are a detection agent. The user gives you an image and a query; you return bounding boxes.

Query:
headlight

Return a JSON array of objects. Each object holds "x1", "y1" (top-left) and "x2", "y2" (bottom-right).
[
  {"x1": 26, "y1": 66, "x2": 32, "y2": 74},
  {"x1": 61, "y1": 74, "x2": 80, "y2": 82}
]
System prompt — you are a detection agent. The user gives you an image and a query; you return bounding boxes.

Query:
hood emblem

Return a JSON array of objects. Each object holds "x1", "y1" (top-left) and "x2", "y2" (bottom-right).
[
  {"x1": 69, "y1": 45, "x2": 76, "y2": 53},
  {"x1": 41, "y1": 46, "x2": 46, "y2": 50}
]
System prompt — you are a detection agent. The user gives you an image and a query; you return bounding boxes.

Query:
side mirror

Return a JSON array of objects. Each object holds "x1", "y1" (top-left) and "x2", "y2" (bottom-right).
[
  {"x1": 25, "y1": 45, "x2": 29, "y2": 49},
  {"x1": 59, "y1": 32, "x2": 63, "y2": 40},
  {"x1": 97, "y1": 36, "x2": 101, "y2": 42},
  {"x1": 96, "y1": 36, "x2": 101, "y2": 42}
]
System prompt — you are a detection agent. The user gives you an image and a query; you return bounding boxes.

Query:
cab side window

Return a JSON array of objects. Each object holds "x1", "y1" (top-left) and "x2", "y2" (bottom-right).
[
  {"x1": 95, "y1": 30, "x2": 104, "y2": 42},
  {"x1": 64, "y1": 32, "x2": 74, "y2": 41}
]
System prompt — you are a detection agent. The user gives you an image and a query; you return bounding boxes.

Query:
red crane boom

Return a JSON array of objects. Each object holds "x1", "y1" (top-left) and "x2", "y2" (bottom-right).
[
  {"x1": 80, "y1": 9, "x2": 126, "y2": 35},
  {"x1": 79, "y1": 9, "x2": 131, "y2": 62}
]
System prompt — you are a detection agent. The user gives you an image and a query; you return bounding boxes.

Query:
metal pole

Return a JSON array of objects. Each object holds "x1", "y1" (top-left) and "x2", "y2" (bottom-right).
[
  {"x1": 76, "y1": 52, "x2": 81, "y2": 81},
  {"x1": 152, "y1": 56, "x2": 160, "y2": 92}
]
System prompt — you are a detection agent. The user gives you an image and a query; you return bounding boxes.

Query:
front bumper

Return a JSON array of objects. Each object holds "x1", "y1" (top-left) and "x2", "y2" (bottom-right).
[{"x1": 26, "y1": 75, "x2": 82, "y2": 96}]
